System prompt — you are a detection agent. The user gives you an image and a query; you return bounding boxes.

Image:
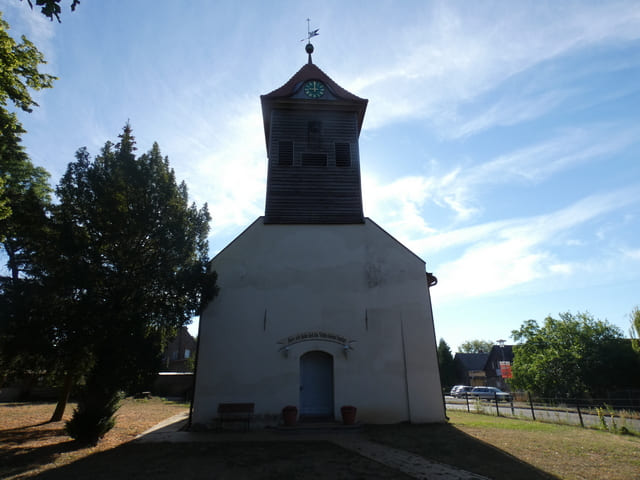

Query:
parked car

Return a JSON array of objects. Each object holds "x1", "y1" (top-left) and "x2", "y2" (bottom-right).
[
  {"x1": 449, "y1": 385, "x2": 473, "y2": 397},
  {"x1": 470, "y1": 386, "x2": 511, "y2": 401}
]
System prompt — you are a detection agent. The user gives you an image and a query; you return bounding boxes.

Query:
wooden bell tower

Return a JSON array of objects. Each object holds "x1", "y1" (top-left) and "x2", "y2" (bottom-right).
[{"x1": 260, "y1": 44, "x2": 368, "y2": 224}]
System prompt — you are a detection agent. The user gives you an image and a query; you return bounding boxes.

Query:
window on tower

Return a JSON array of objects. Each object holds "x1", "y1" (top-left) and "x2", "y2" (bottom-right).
[
  {"x1": 335, "y1": 143, "x2": 351, "y2": 167},
  {"x1": 301, "y1": 152, "x2": 327, "y2": 167},
  {"x1": 278, "y1": 141, "x2": 293, "y2": 166},
  {"x1": 307, "y1": 121, "x2": 322, "y2": 150}
]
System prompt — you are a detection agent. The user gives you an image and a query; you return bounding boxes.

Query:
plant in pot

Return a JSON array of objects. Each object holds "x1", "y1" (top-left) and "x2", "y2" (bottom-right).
[
  {"x1": 340, "y1": 405, "x2": 357, "y2": 425},
  {"x1": 282, "y1": 405, "x2": 298, "y2": 426}
]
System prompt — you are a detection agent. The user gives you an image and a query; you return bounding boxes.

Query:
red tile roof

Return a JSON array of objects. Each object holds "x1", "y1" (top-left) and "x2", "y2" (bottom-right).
[
  {"x1": 260, "y1": 62, "x2": 368, "y2": 145},
  {"x1": 262, "y1": 62, "x2": 367, "y2": 103}
]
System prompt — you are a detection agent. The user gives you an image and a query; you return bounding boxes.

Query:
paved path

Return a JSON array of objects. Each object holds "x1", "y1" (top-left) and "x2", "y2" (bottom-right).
[
  {"x1": 332, "y1": 437, "x2": 489, "y2": 480},
  {"x1": 136, "y1": 413, "x2": 489, "y2": 480}
]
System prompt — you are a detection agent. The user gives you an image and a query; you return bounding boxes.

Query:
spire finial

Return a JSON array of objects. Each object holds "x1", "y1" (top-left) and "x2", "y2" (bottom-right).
[{"x1": 301, "y1": 18, "x2": 319, "y2": 64}]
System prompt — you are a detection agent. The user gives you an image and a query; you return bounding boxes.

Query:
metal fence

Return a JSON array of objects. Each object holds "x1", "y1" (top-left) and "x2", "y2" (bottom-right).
[{"x1": 444, "y1": 391, "x2": 640, "y2": 432}]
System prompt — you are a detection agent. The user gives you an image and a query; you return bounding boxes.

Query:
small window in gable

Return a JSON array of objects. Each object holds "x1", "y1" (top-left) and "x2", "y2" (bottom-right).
[
  {"x1": 301, "y1": 152, "x2": 327, "y2": 167},
  {"x1": 278, "y1": 141, "x2": 293, "y2": 166},
  {"x1": 335, "y1": 143, "x2": 351, "y2": 167}
]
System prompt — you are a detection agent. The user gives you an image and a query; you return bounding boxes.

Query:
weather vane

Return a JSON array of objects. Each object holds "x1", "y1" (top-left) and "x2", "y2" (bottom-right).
[
  {"x1": 301, "y1": 18, "x2": 319, "y2": 43},
  {"x1": 301, "y1": 18, "x2": 319, "y2": 63}
]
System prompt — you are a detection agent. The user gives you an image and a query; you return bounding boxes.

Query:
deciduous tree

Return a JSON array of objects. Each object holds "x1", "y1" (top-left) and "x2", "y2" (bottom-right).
[
  {"x1": 0, "y1": 11, "x2": 57, "y2": 396},
  {"x1": 0, "y1": 11, "x2": 55, "y2": 233},
  {"x1": 511, "y1": 312, "x2": 638, "y2": 398},
  {"x1": 21, "y1": 0, "x2": 81, "y2": 22},
  {"x1": 459, "y1": 339, "x2": 494, "y2": 354},
  {"x1": 631, "y1": 306, "x2": 640, "y2": 353}
]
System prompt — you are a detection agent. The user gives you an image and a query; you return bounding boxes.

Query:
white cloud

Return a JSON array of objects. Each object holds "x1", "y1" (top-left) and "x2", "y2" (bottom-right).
[
  {"x1": 425, "y1": 186, "x2": 640, "y2": 301},
  {"x1": 180, "y1": 106, "x2": 267, "y2": 236},
  {"x1": 362, "y1": 174, "x2": 436, "y2": 239},
  {"x1": 342, "y1": 2, "x2": 640, "y2": 133},
  {"x1": 622, "y1": 248, "x2": 640, "y2": 261},
  {"x1": 433, "y1": 125, "x2": 639, "y2": 221},
  {"x1": 445, "y1": 89, "x2": 573, "y2": 139}
]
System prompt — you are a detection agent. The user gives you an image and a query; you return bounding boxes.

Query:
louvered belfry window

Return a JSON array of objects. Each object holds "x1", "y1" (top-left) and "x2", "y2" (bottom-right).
[
  {"x1": 301, "y1": 152, "x2": 327, "y2": 167},
  {"x1": 335, "y1": 142, "x2": 351, "y2": 167},
  {"x1": 278, "y1": 141, "x2": 293, "y2": 166}
]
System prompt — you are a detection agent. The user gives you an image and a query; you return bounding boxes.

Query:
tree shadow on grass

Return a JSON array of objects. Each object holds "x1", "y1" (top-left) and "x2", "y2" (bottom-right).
[
  {"x1": 0, "y1": 422, "x2": 83, "y2": 479},
  {"x1": 29, "y1": 441, "x2": 414, "y2": 480},
  {"x1": 0, "y1": 437, "x2": 80, "y2": 479},
  {"x1": 366, "y1": 422, "x2": 560, "y2": 480},
  {"x1": 1, "y1": 423, "x2": 559, "y2": 480},
  {"x1": 1, "y1": 423, "x2": 60, "y2": 443}
]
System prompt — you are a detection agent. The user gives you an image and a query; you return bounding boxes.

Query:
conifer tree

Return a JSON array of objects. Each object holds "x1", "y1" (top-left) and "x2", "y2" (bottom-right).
[
  {"x1": 47, "y1": 124, "x2": 217, "y2": 443},
  {"x1": 437, "y1": 338, "x2": 457, "y2": 390}
]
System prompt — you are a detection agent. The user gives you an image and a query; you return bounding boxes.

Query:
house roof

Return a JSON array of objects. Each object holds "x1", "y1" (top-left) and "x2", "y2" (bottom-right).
[
  {"x1": 454, "y1": 353, "x2": 490, "y2": 371},
  {"x1": 487, "y1": 345, "x2": 514, "y2": 363}
]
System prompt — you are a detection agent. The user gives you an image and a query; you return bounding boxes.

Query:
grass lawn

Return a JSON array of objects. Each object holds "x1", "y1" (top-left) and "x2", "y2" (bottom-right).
[
  {"x1": 367, "y1": 411, "x2": 640, "y2": 480},
  {"x1": 0, "y1": 397, "x2": 190, "y2": 480},
  {"x1": 0, "y1": 398, "x2": 409, "y2": 480},
  {"x1": 2, "y1": 400, "x2": 639, "y2": 479}
]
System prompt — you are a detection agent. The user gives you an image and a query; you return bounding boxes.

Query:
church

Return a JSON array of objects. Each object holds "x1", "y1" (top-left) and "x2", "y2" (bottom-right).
[{"x1": 191, "y1": 42, "x2": 445, "y2": 426}]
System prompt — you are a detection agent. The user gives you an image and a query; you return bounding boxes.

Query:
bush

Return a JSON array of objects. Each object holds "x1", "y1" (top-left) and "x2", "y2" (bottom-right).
[{"x1": 66, "y1": 389, "x2": 123, "y2": 445}]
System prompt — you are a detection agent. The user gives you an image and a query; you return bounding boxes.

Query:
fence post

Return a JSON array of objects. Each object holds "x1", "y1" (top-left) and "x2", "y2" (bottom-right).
[
  {"x1": 576, "y1": 401, "x2": 584, "y2": 428},
  {"x1": 528, "y1": 392, "x2": 536, "y2": 421},
  {"x1": 510, "y1": 395, "x2": 515, "y2": 416},
  {"x1": 494, "y1": 393, "x2": 500, "y2": 416},
  {"x1": 465, "y1": 392, "x2": 470, "y2": 413}
]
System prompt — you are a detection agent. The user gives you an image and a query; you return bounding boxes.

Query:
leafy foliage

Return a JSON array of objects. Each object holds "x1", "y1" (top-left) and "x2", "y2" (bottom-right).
[
  {"x1": 511, "y1": 312, "x2": 639, "y2": 398},
  {"x1": 0, "y1": 12, "x2": 57, "y2": 112},
  {"x1": 459, "y1": 339, "x2": 494, "y2": 354},
  {"x1": 0, "y1": 12, "x2": 56, "y2": 386},
  {"x1": 54, "y1": 125, "x2": 217, "y2": 441},
  {"x1": 0, "y1": 11, "x2": 55, "y2": 234},
  {"x1": 66, "y1": 386, "x2": 123, "y2": 445},
  {"x1": 0, "y1": 156, "x2": 51, "y2": 277},
  {"x1": 631, "y1": 306, "x2": 640, "y2": 353},
  {"x1": 0, "y1": 122, "x2": 218, "y2": 439},
  {"x1": 22, "y1": 0, "x2": 81, "y2": 22}
]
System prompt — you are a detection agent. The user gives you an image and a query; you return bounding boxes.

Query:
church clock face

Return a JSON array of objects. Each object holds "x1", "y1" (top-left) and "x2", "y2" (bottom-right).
[{"x1": 304, "y1": 80, "x2": 325, "y2": 99}]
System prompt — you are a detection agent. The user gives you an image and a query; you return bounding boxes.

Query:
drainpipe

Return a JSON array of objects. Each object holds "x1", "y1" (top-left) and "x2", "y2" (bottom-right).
[
  {"x1": 187, "y1": 320, "x2": 203, "y2": 430},
  {"x1": 400, "y1": 317, "x2": 411, "y2": 421}
]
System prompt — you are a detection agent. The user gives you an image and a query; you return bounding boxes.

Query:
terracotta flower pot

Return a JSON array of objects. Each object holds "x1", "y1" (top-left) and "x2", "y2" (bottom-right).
[
  {"x1": 341, "y1": 405, "x2": 357, "y2": 425},
  {"x1": 282, "y1": 405, "x2": 298, "y2": 426}
]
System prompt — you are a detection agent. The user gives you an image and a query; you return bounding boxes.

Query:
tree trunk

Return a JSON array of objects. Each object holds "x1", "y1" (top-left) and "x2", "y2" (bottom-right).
[{"x1": 49, "y1": 374, "x2": 74, "y2": 422}]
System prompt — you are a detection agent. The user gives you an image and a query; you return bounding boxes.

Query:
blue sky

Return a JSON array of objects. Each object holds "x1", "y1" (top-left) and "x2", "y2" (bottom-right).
[{"x1": 4, "y1": 1, "x2": 640, "y2": 351}]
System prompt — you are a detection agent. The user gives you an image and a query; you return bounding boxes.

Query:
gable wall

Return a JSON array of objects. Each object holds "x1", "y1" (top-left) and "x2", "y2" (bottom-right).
[{"x1": 192, "y1": 218, "x2": 444, "y2": 425}]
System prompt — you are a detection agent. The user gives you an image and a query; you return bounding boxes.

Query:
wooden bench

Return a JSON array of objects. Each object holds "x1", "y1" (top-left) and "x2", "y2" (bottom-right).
[{"x1": 217, "y1": 403, "x2": 255, "y2": 430}]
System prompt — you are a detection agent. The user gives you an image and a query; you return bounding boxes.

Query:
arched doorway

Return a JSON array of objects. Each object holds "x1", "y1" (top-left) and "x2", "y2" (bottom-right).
[{"x1": 299, "y1": 351, "x2": 334, "y2": 420}]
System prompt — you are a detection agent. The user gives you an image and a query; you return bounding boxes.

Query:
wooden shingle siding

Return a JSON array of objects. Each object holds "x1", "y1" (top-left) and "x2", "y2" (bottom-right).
[
  {"x1": 278, "y1": 141, "x2": 293, "y2": 166},
  {"x1": 301, "y1": 152, "x2": 327, "y2": 167},
  {"x1": 335, "y1": 142, "x2": 351, "y2": 167},
  {"x1": 265, "y1": 109, "x2": 364, "y2": 224}
]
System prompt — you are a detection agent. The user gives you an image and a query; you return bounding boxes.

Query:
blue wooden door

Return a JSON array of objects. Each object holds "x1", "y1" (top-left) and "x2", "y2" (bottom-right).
[{"x1": 300, "y1": 351, "x2": 334, "y2": 417}]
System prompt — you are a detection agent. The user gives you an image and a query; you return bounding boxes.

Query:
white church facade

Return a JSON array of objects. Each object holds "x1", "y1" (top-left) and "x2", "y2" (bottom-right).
[{"x1": 191, "y1": 46, "x2": 445, "y2": 426}]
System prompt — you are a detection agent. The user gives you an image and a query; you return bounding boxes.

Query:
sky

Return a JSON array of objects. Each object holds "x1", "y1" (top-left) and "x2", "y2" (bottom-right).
[{"x1": 3, "y1": 0, "x2": 640, "y2": 352}]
